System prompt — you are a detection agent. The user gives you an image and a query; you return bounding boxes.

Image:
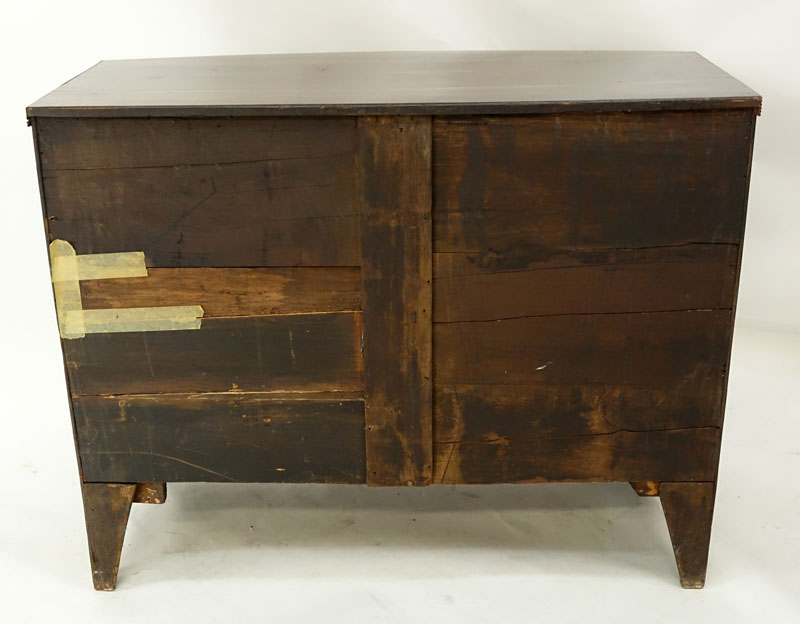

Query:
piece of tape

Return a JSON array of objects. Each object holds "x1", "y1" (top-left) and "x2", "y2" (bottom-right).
[
  {"x1": 76, "y1": 306, "x2": 204, "y2": 334},
  {"x1": 50, "y1": 240, "x2": 85, "y2": 338},
  {"x1": 49, "y1": 240, "x2": 204, "y2": 339},
  {"x1": 51, "y1": 245, "x2": 147, "y2": 283}
]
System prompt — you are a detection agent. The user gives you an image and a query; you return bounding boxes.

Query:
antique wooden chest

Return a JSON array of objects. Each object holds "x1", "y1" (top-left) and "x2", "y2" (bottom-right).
[{"x1": 27, "y1": 51, "x2": 760, "y2": 590}]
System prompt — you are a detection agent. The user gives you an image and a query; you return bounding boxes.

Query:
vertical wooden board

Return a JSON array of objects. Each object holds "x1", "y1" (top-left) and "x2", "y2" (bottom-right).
[{"x1": 359, "y1": 116, "x2": 433, "y2": 486}]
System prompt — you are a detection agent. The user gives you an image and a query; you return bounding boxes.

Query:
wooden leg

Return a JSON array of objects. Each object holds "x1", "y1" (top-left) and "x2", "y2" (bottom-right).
[
  {"x1": 80, "y1": 482, "x2": 136, "y2": 591},
  {"x1": 134, "y1": 483, "x2": 167, "y2": 504},
  {"x1": 629, "y1": 481, "x2": 660, "y2": 496},
  {"x1": 660, "y1": 482, "x2": 716, "y2": 589}
]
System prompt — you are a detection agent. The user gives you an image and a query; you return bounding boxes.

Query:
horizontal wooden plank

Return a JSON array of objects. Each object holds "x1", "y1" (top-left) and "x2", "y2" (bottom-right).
[
  {"x1": 37, "y1": 117, "x2": 357, "y2": 170},
  {"x1": 435, "y1": 382, "x2": 723, "y2": 443},
  {"x1": 434, "y1": 427, "x2": 721, "y2": 484},
  {"x1": 434, "y1": 310, "x2": 731, "y2": 439},
  {"x1": 39, "y1": 118, "x2": 359, "y2": 266},
  {"x1": 433, "y1": 111, "x2": 754, "y2": 254},
  {"x1": 81, "y1": 267, "x2": 361, "y2": 317},
  {"x1": 75, "y1": 393, "x2": 366, "y2": 483},
  {"x1": 64, "y1": 313, "x2": 363, "y2": 396},
  {"x1": 433, "y1": 244, "x2": 737, "y2": 322},
  {"x1": 435, "y1": 309, "x2": 730, "y2": 387},
  {"x1": 436, "y1": 309, "x2": 730, "y2": 391}
]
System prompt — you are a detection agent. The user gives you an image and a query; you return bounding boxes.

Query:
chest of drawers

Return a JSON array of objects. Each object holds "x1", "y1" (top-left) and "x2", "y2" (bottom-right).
[{"x1": 28, "y1": 51, "x2": 760, "y2": 590}]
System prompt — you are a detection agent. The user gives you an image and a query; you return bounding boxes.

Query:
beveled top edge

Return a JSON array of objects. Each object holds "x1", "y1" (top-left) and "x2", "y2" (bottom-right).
[{"x1": 27, "y1": 50, "x2": 761, "y2": 118}]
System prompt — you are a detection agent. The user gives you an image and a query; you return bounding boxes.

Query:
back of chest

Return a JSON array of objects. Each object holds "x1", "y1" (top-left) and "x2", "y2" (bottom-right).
[{"x1": 29, "y1": 51, "x2": 760, "y2": 589}]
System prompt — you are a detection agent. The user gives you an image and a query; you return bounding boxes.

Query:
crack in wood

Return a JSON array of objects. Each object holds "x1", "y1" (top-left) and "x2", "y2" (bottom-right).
[
  {"x1": 43, "y1": 152, "x2": 356, "y2": 173},
  {"x1": 437, "y1": 425, "x2": 721, "y2": 446},
  {"x1": 434, "y1": 307, "x2": 732, "y2": 324}
]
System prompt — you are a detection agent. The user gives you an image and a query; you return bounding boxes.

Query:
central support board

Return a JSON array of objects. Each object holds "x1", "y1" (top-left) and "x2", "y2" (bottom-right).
[{"x1": 358, "y1": 116, "x2": 433, "y2": 486}]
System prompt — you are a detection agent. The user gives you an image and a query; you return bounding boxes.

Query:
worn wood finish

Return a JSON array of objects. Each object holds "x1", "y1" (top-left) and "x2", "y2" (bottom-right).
[
  {"x1": 80, "y1": 482, "x2": 136, "y2": 590},
  {"x1": 660, "y1": 482, "x2": 716, "y2": 588},
  {"x1": 359, "y1": 116, "x2": 433, "y2": 486},
  {"x1": 433, "y1": 244, "x2": 738, "y2": 322},
  {"x1": 133, "y1": 483, "x2": 167, "y2": 504},
  {"x1": 29, "y1": 52, "x2": 760, "y2": 589},
  {"x1": 39, "y1": 117, "x2": 359, "y2": 266},
  {"x1": 64, "y1": 313, "x2": 363, "y2": 396},
  {"x1": 434, "y1": 310, "x2": 731, "y2": 441},
  {"x1": 26, "y1": 51, "x2": 760, "y2": 118},
  {"x1": 81, "y1": 267, "x2": 361, "y2": 317},
  {"x1": 630, "y1": 481, "x2": 660, "y2": 497},
  {"x1": 434, "y1": 428, "x2": 720, "y2": 484},
  {"x1": 75, "y1": 393, "x2": 366, "y2": 483},
  {"x1": 433, "y1": 111, "x2": 754, "y2": 254}
]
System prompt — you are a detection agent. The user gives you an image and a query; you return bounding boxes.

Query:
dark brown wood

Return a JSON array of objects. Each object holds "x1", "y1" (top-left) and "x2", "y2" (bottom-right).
[
  {"x1": 39, "y1": 117, "x2": 359, "y2": 266},
  {"x1": 434, "y1": 428, "x2": 720, "y2": 484},
  {"x1": 433, "y1": 111, "x2": 754, "y2": 253},
  {"x1": 629, "y1": 481, "x2": 660, "y2": 496},
  {"x1": 434, "y1": 310, "x2": 731, "y2": 441},
  {"x1": 81, "y1": 267, "x2": 361, "y2": 317},
  {"x1": 63, "y1": 313, "x2": 363, "y2": 396},
  {"x1": 75, "y1": 393, "x2": 366, "y2": 483},
  {"x1": 660, "y1": 482, "x2": 716, "y2": 588},
  {"x1": 80, "y1": 482, "x2": 136, "y2": 591},
  {"x1": 133, "y1": 483, "x2": 167, "y2": 504},
  {"x1": 433, "y1": 244, "x2": 738, "y2": 322},
  {"x1": 26, "y1": 51, "x2": 760, "y2": 118},
  {"x1": 714, "y1": 110, "x2": 759, "y2": 487},
  {"x1": 358, "y1": 116, "x2": 433, "y2": 486},
  {"x1": 28, "y1": 52, "x2": 760, "y2": 589},
  {"x1": 30, "y1": 117, "x2": 88, "y2": 487}
]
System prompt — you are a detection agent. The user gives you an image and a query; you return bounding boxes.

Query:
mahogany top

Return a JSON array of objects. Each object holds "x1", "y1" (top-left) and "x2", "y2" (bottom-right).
[{"x1": 27, "y1": 50, "x2": 760, "y2": 118}]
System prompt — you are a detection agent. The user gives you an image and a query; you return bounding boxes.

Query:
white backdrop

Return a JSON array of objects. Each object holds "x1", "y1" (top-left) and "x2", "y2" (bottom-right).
[{"x1": 0, "y1": 2, "x2": 798, "y2": 622}]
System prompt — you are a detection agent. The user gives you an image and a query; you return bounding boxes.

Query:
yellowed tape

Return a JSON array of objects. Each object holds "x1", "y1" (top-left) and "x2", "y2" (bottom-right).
[
  {"x1": 49, "y1": 240, "x2": 204, "y2": 339},
  {"x1": 75, "y1": 251, "x2": 148, "y2": 280},
  {"x1": 50, "y1": 240, "x2": 85, "y2": 338},
  {"x1": 75, "y1": 306, "x2": 204, "y2": 334},
  {"x1": 51, "y1": 246, "x2": 147, "y2": 283}
]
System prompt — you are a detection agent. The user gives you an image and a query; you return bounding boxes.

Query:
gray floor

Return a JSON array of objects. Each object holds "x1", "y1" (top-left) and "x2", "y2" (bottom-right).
[{"x1": 2, "y1": 323, "x2": 798, "y2": 623}]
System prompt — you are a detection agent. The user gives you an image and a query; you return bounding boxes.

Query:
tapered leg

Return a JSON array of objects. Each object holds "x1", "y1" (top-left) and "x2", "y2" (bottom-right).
[
  {"x1": 660, "y1": 481, "x2": 716, "y2": 588},
  {"x1": 629, "y1": 481, "x2": 660, "y2": 496},
  {"x1": 80, "y1": 482, "x2": 137, "y2": 591}
]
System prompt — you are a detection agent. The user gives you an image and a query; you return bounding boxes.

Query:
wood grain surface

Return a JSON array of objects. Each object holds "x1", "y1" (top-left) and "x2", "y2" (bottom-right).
[
  {"x1": 359, "y1": 116, "x2": 433, "y2": 486},
  {"x1": 433, "y1": 111, "x2": 754, "y2": 253},
  {"x1": 39, "y1": 117, "x2": 359, "y2": 266},
  {"x1": 433, "y1": 244, "x2": 738, "y2": 322},
  {"x1": 660, "y1": 482, "x2": 716, "y2": 588},
  {"x1": 81, "y1": 267, "x2": 361, "y2": 317},
  {"x1": 27, "y1": 51, "x2": 760, "y2": 118},
  {"x1": 64, "y1": 313, "x2": 363, "y2": 396},
  {"x1": 80, "y1": 483, "x2": 136, "y2": 591},
  {"x1": 76, "y1": 393, "x2": 366, "y2": 483},
  {"x1": 434, "y1": 428, "x2": 721, "y2": 484},
  {"x1": 429, "y1": 110, "x2": 755, "y2": 487}
]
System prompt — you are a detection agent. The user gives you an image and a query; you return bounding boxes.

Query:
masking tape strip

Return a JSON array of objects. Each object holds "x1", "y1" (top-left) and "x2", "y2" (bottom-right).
[
  {"x1": 75, "y1": 251, "x2": 148, "y2": 280},
  {"x1": 51, "y1": 248, "x2": 147, "y2": 283},
  {"x1": 50, "y1": 240, "x2": 85, "y2": 338},
  {"x1": 49, "y1": 239, "x2": 204, "y2": 339},
  {"x1": 67, "y1": 306, "x2": 204, "y2": 334}
]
